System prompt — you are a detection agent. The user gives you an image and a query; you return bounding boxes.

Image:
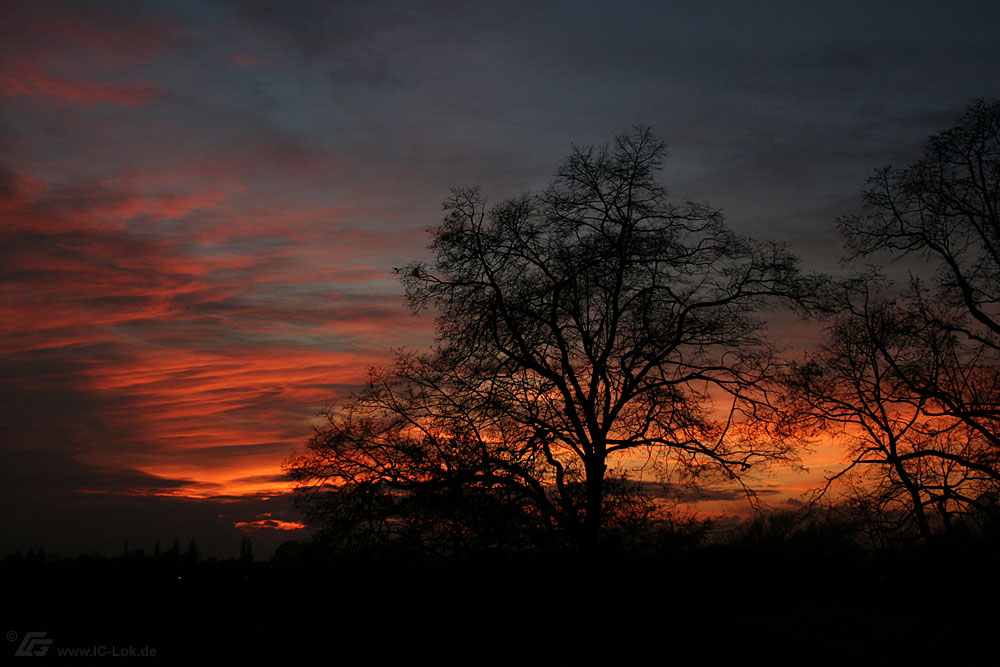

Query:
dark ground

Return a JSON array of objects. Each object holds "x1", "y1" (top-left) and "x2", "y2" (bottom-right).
[{"x1": 3, "y1": 542, "x2": 995, "y2": 659}]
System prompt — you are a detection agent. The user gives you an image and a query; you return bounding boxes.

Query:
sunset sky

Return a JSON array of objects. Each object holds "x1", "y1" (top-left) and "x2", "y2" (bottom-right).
[{"x1": 3, "y1": 0, "x2": 999, "y2": 557}]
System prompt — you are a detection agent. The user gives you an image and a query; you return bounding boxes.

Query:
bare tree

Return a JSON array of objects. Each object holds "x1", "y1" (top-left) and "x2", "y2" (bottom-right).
[
  {"x1": 839, "y1": 99, "x2": 1000, "y2": 450},
  {"x1": 792, "y1": 100, "x2": 1000, "y2": 543},
  {"x1": 784, "y1": 278, "x2": 999, "y2": 545},
  {"x1": 288, "y1": 128, "x2": 805, "y2": 553}
]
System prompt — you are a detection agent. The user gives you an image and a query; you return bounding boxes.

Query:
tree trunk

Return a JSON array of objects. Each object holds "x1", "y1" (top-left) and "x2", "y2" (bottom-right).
[
  {"x1": 583, "y1": 457, "x2": 607, "y2": 551},
  {"x1": 890, "y1": 454, "x2": 934, "y2": 545}
]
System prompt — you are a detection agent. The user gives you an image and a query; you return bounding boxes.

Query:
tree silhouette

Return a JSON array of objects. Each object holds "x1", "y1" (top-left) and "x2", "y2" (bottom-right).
[
  {"x1": 784, "y1": 277, "x2": 998, "y2": 544},
  {"x1": 791, "y1": 100, "x2": 1000, "y2": 542},
  {"x1": 288, "y1": 128, "x2": 806, "y2": 553},
  {"x1": 186, "y1": 539, "x2": 199, "y2": 563},
  {"x1": 239, "y1": 536, "x2": 253, "y2": 563},
  {"x1": 840, "y1": 99, "x2": 1000, "y2": 349},
  {"x1": 839, "y1": 99, "x2": 1000, "y2": 453}
]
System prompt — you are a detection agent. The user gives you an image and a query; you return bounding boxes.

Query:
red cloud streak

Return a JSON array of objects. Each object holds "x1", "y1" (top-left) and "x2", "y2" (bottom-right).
[
  {"x1": 0, "y1": 63, "x2": 165, "y2": 107},
  {"x1": 1, "y1": 165, "x2": 432, "y2": 500}
]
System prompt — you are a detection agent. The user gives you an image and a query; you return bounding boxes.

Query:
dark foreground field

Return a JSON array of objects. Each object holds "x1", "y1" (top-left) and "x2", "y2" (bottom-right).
[{"x1": 3, "y1": 540, "x2": 996, "y2": 659}]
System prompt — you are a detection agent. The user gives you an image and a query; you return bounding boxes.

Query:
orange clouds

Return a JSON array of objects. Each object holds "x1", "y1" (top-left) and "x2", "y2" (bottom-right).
[
  {"x1": 235, "y1": 518, "x2": 306, "y2": 531},
  {"x1": 0, "y1": 159, "x2": 432, "y2": 503}
]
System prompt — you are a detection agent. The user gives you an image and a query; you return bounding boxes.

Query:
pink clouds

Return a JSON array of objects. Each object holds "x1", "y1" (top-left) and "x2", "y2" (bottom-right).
[
  {"x1": 0, "y1": 1, "x2": 441, "y2": 529},
  {"x1": 0, "y1": 63, "x2": 165, "y2": 108},
  {"x1": 0, "y1": 166, "x2": 236, "y2": 236},
  {"x1": 0, "y1": 159, "x2": 432, "y2": 501}
]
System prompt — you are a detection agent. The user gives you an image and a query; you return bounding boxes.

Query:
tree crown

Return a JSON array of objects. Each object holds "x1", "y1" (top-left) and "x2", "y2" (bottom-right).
[
  {"x1": 290, "y1": 127, "x2": 806, "y2": 553},
  {"x1": 398, "y1": 128, "x2": 801, "y2": 470}
]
